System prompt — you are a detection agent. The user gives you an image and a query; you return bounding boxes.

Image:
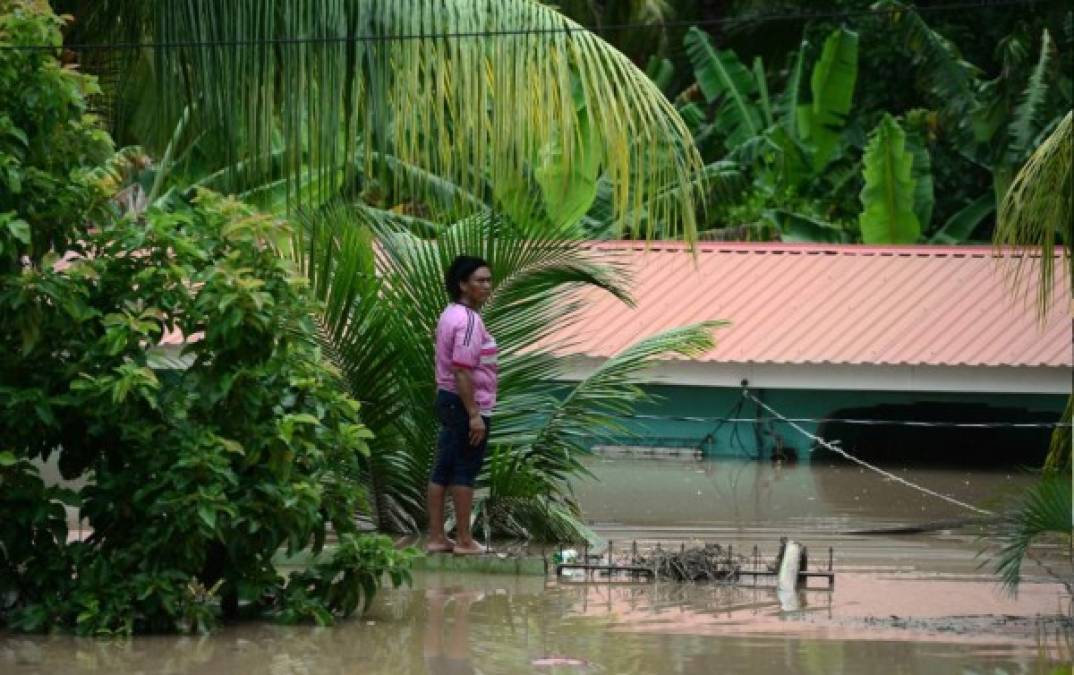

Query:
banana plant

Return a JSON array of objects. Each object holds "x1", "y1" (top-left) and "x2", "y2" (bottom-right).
[
  {"x1": 879, "y1": 0, "x2": 1072, "y2": 238},
  {"x1": 682, "y1": 25, "x2": 865, "y2": 240}
]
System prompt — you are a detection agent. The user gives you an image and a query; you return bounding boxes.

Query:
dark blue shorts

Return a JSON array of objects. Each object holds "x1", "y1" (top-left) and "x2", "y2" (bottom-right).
[{"x1": 430, "y1": 390, "x2": 489, "y2": 488}]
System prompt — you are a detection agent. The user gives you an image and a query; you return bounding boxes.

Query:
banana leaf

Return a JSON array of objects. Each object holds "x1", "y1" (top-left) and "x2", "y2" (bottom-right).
[
  {"x1": 930, "y1": 192, "x2": 995, "y2": 244},
  {"x1": 859, "y1": 114, "x2": 920, "y2": 244},
  {"x1": 798, "y1": 27, "x2": 859, "y2": 171},
  {"x1": 684, "y1": 27, "x2": 762, "y2": 150}
]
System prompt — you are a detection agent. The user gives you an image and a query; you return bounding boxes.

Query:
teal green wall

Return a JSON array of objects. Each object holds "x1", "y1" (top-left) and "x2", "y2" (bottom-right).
[{"x1": 591, "y1": 384, "x2": 1067, "y2": 463}]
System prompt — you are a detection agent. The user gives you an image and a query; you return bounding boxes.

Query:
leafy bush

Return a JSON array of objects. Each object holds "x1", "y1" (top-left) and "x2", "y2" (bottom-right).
[{"x1": 1, "y1": 1, "x2": 411, "y2": 635}]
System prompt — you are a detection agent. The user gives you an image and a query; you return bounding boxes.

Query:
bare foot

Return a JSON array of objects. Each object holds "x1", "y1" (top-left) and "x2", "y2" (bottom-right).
[
  {"x1": 425, "y1": 537, "x2": 456, "y2": 553},
  {"x1": 452, "y1": 541, "x2": 486, "y2": 556}
]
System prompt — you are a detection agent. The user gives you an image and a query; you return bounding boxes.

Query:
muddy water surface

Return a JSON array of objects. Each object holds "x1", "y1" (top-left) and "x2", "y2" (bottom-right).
[
  {"x1": 2, "y1": 575, "x2": 1068, "y2": 675},
  {"x1": 2, "y1": 457, "x2": 1071, "y2": 674}
]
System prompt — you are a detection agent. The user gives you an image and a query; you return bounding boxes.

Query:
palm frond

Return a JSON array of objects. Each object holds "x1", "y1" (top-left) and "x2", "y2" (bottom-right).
[
  {"x1": 477, "y1": 450, "x2": 596, "y2": 543},
  {"x1": 293, "y1": 202, "x2": 428, "y2": 528},
  {"x1": 528, "y1": 322, "x2": 725, "y2": 459},
  {"x1": 74, "y1": 0, "x2": 704, "y2": 240},
  {"x1": 302, "y1": 206, "x2": 649, "y2": 532},
  {"x1": 995, "y1": 111, "x2": 1072, "y2": 316},
  {"x1": 483, "y1": 321, "x2": 724, "y2": 543},
  {"x1": 986, "y1": 475, "x2": 1072, "y2": 596}
]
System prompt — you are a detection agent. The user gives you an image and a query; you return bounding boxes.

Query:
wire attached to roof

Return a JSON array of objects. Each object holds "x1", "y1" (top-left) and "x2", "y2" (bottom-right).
[{"x1": 741, "y1": 388, "x2": 995, "y2": 515}]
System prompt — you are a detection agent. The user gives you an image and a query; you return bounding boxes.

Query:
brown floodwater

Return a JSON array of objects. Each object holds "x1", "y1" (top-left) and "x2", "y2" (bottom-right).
[{"x1": 2, "y1": 457, "x2": 1071, "y2": 674}]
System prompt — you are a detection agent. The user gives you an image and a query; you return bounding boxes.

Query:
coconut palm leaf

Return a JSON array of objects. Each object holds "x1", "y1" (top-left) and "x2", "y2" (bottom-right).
[
  {"x1": 986, "y1": 474, "x2": 1072, "y2": 596},
  {"x1": 525, "y1": 322, "x2": 724, "y2": 462},
  {"x1": 995, "y1": 111, "x2": 1072, "y2": 314},
  {"x1": 476, "y1": 451, "x2": 597, "y2": 544},
  {"x1": 479, "y1": 321, "x2": 723, "y2": 542},
  {"x1": 67, "y1": 0, "x2": 704, "y2": 241},
  {"x1": 292, "y1": 203, "x2": 428, "y2": 529}
]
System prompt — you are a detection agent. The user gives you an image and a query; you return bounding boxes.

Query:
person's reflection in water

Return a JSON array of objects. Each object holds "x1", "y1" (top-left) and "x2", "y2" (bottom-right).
[{"x1": 423, "y1": 587, "x2": 480, "y2": 675}]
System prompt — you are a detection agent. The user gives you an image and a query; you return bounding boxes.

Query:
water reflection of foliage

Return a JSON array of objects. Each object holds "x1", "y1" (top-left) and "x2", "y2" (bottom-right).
[{"x1": 3, "y1": 581, "x2": 1064, "y2": 674}]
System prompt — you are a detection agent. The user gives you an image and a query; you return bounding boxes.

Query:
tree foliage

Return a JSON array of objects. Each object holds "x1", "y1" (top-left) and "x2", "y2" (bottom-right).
[
  {"x1": 56, "y1": 0, "x2": 706, "y2": 243},
  {"x1": 995, "y1": 111, "x2": 1072, "y2": 314},
  {"x1": 660, "y1": 3, "x2": 1070, "y2": 244},
  {"x1": 0, "y1": 2, "x2": 411, "y2": 635}
]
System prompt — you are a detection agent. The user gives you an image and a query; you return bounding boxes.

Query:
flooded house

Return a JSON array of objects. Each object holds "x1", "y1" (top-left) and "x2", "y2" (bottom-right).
[{"x1": 552, "y1": 242, "x2": 1071, "y2": 467}]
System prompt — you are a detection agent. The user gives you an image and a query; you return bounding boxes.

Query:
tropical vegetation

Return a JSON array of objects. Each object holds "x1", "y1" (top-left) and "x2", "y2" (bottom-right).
[
  {"x1": 2, "y1": 0, "x2": 1071, "y2": 634},
  {"x1": 986, "y1": 112, "x2": 1071, "y2": 597},
  {"x1": 1, "y1": 3, "x2": 411, "y2": 634},
  {"x1": 633, "y1": 1, "x2": 1073, "y2": 243},
  {"x1": 1, "y1": 0, "x2": 722, "y2": 635},
  {"x1": 298, "y1": 206, "x2": 721, "y2": 539},
  {"x1": 42, "y1": 0, "x2": 725, "y2": 542}
]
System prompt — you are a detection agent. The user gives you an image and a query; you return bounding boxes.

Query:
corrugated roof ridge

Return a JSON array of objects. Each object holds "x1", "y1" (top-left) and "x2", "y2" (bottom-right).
[{"x1": 585, "y1": 240, "x2": 1059, "y2": 258}]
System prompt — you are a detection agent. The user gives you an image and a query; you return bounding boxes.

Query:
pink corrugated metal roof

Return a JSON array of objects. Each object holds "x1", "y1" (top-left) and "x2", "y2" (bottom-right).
[{"x1": 550, "y1": 242, "x2": 1072, "y2": 368}]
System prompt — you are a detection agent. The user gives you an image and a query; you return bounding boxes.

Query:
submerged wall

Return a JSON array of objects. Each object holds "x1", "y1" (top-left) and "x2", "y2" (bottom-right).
[{"x1": 590, "y1": 384, "x2": 1067, "y2": 466}]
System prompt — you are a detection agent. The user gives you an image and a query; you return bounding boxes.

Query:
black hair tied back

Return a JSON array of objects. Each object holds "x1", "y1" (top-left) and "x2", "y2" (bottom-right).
[{"x1": 445, "y1": 255, "x2": 490, "y2": 302}]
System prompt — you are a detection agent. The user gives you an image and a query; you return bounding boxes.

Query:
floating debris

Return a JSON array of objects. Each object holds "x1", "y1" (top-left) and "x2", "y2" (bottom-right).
[{"x1": 636, "y1": 543, "x2": 744, "y2": 582}]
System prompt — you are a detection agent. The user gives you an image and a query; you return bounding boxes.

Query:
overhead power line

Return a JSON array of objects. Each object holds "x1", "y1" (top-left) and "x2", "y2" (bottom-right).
[{"x1": 0, "y1": 0, "x2": 1045, "y2": 53}]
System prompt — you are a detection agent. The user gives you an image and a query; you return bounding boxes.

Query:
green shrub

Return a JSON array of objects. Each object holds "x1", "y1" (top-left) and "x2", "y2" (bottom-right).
[{"x1": 1, "y1": 1, "x2": 411, "y2": 635}]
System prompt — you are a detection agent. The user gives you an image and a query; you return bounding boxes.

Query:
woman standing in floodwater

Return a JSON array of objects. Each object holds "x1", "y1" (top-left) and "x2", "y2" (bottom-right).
[{"x1": 426, "y1": 255, "x2": 497, "y2": 556}]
